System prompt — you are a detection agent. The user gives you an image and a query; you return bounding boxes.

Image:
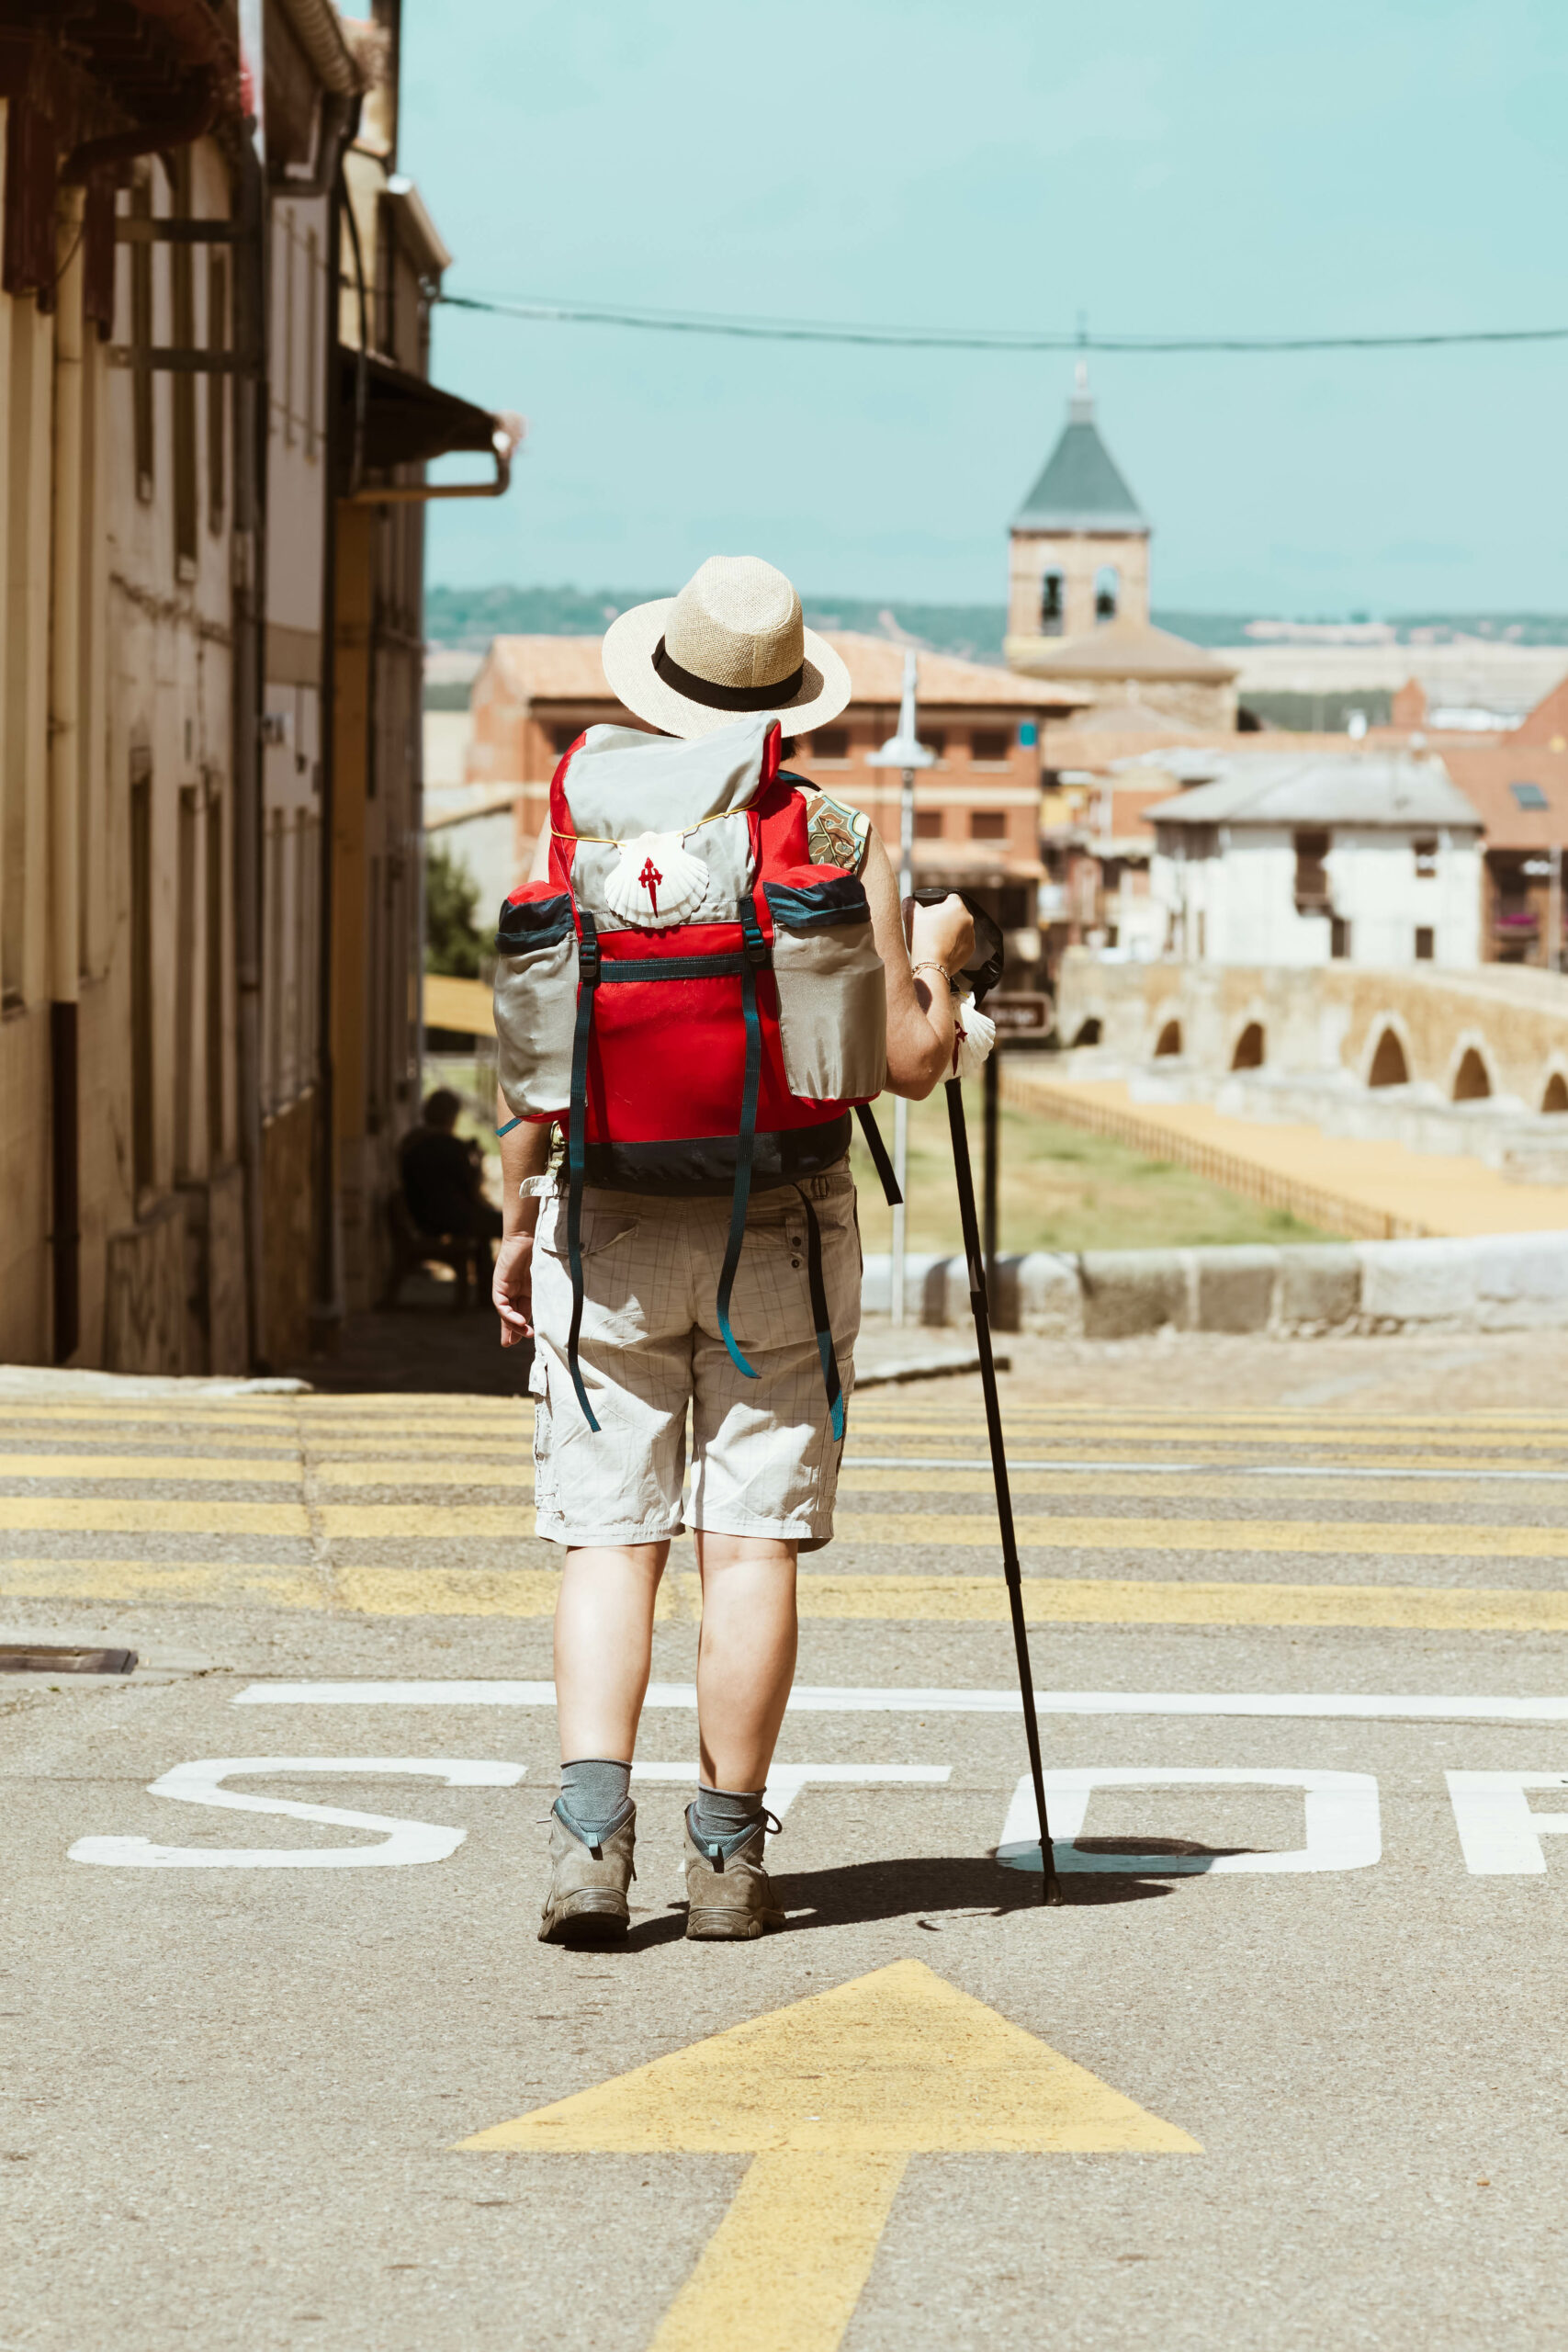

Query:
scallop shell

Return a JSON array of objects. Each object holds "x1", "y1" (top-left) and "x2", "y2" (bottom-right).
[
  {"x1": 601, "y1": 830, "x2": 708, "y2": 930},
  {"x1": 953, "y1": 990, "x2": 997, "y2": 1080}
]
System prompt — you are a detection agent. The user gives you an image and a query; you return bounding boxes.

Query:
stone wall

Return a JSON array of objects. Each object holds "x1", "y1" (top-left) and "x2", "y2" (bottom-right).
[{"x1": 863, "y1": 1231, "x2": 1568, "y2": 1340}]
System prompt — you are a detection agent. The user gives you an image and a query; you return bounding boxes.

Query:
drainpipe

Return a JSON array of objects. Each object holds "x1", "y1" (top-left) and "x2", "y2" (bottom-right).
[
  {"x1": 231, "y1": 136, "x2": 270, "y2": 1367},
  {"x1": 48, "y1": 189, "x2": 86, "y2": 1363}
]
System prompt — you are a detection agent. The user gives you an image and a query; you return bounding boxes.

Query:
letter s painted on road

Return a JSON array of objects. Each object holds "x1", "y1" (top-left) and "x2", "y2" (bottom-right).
[{"x1": 69, "y1": 1758, "x2": 525, "y2": 1869}]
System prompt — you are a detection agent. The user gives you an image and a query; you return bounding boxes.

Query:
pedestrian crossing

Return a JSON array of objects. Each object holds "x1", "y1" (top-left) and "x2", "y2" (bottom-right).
[{"x1": 4, "y1": 1389, "x2": 1568, "y2": 1631}]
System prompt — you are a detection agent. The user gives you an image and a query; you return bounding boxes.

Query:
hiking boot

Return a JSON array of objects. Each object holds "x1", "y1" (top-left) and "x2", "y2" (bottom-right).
[
  {"x1": 538, "y1": 1804, "x2": 637, "y2": 1943},
  {"x1": 682, "y1": 1807, "x2": 785, "y2": 1940}
]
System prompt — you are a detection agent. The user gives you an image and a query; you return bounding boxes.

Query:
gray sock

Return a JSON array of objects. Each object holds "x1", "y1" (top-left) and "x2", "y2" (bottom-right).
[
  {"x1": 690, "y1": 1784, "x2": 766, "y2": 1859},
  {"x1": 556, "y1": 1758, "x2": 633, "y2": 1849}
]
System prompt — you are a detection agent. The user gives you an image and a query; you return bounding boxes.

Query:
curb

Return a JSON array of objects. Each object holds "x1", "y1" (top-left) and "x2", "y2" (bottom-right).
[{"x1": 862, "y1": 1231, "x2": 1568, "y2": 1338}]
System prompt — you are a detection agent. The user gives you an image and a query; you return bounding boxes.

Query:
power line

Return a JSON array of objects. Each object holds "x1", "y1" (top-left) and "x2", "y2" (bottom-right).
[{"x1": 436, "y1": 290, "x2": 1568, "y2": 355}]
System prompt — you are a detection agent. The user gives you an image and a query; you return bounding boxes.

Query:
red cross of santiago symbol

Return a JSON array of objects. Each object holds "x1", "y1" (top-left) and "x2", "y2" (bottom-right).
[{"x1": 638, "y1": 856, "x2": 662, "y2": 914}]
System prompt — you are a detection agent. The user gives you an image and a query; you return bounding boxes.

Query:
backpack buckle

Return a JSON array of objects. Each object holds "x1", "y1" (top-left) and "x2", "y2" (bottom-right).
[{"x1": 739, "y1": 899, "x2": 770, "y2": 968}]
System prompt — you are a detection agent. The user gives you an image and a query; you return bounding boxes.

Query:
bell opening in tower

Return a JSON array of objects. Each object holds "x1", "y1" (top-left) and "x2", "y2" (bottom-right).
[
  {"x1": 1040, "y1": 570, "x2": 1065, "y2": 636},
  {"x1": 1094, "y1": 564, "x2": 1120, "y2": 623}
]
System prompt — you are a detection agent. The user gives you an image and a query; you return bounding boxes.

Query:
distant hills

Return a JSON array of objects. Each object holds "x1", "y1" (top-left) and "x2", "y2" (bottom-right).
[{"x1": 424, "y1": 582, "x2": 1568, "y2": 664}]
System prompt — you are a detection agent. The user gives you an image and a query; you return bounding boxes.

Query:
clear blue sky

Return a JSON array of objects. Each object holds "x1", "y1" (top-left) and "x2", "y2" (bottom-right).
[{"x1": 375, "y1": 0, "x2": 1565, "y2": 615}]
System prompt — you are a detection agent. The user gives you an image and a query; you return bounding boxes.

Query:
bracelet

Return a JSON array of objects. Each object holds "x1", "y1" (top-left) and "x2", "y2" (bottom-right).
[{"x1": 910, "y1": 959, "x2": 960, "y2": 997}]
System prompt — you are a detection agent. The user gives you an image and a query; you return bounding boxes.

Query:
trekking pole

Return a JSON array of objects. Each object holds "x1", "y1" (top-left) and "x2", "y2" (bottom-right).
[{"x1": 912, "y1": 889, "x2": 1061, "y2": 1905}]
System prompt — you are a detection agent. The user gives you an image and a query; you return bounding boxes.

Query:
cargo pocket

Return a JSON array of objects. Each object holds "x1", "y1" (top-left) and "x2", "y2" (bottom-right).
[
  {"x1": 537, "y1": 1203, "x2": 639, "y2": 1262},
  {"x1": 493, "y1": 890, "x2": 578, "y2": 1119},
  {"x1": 765, "y1": 876, "x2": 887, "y2": 1102}
]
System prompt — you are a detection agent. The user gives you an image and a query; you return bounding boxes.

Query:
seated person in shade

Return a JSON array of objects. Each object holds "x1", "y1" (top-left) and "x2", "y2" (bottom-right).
[{"x1": 399, "y1": 1089, "x2": 503, "y2": 1248}]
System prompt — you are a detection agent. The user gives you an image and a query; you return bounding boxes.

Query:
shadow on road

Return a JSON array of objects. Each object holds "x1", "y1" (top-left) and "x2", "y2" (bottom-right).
[{"x1": 615, "y1": 1849, "x2": 1222, "y2": 1947}]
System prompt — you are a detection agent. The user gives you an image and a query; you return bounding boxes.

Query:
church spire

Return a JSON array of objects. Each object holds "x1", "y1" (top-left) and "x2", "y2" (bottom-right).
[{"x1": 1069, "y1": 357, "x2": 1093, "y2": 424}]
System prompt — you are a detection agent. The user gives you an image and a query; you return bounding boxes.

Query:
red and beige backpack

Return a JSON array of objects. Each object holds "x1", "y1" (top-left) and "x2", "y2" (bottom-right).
[{"x1": 492, "y1": 713, "x2": 898, "y2": 1434}]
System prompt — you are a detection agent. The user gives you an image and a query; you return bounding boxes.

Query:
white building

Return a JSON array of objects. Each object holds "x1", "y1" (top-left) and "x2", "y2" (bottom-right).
[{"x1": 1147, "y1": 753, "x2": 1483, "y2": 968}]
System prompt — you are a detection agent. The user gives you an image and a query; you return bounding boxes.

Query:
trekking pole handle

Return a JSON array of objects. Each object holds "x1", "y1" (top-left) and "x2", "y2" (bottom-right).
[{"x1": 908, "y1": 888, "x2": 1005, "y2": 1007}]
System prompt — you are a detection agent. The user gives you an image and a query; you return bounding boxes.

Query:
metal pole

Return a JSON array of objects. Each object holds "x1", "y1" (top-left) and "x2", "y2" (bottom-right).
[
  {"x1": 890, "y1": 756, "x2": 914, "y2": 1326},
  {"x1": 1551, "y1": 845, "x2": 1562, "y2": 976},
  {"x1": 943, "y1": 1075, "x2": 1061, "y2": 1905},
  {"x1": 983, "y1": 1045, "x2": 999, "y2": 1302}
]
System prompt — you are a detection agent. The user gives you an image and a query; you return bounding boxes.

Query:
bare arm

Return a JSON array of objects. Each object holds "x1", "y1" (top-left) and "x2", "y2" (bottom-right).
[
  {"x1": 862, "y1": 828, "x2": 975, "y2": 1099},
  {"x1": 491, "y1": 825, "x2": 557, "y2": 1344}
]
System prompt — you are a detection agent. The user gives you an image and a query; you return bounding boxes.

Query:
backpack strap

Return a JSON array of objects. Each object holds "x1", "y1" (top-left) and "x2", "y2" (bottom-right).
[
  {"x1": 854, "y1": 1102, "x2": 902, "y2": 1206},
  {"x1": 715, "y1": 897, "x2": 769, "y2": 1381},
  {"x1": 792, "y1": 1183, "x2": 845, "y2": 1442},
  {"x1": 565, "y1": 910, "x2": 602, "y2": 1431}
]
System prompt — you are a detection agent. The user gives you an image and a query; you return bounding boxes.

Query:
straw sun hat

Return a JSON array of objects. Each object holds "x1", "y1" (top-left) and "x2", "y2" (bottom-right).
[{"x1": 601, "y1": 555, "x2": 852, "y2": 741}]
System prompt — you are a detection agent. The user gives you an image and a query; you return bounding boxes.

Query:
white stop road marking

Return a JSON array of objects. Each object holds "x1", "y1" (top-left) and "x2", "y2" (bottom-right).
[{"x1": 999, "y1": 1768, "x2": 1382, "y2": 1873}]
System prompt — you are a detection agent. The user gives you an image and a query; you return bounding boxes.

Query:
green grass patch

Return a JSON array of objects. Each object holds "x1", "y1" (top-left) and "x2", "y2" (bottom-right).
[{"x1": 850, "y1": 1084, "x2": 1340, "y2": 1257}]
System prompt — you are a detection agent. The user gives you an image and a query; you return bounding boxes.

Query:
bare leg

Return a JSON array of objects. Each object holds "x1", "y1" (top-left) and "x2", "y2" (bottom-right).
[
  {"x1": 554, "y1": 1542, "x2": 670, "y2": 1762},
  {"x1": 692, "y1": 1532, "x2": 799, "y2": 1791}
]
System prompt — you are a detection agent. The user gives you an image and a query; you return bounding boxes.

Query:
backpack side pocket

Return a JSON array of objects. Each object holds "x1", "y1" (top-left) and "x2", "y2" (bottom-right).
[
  {"x1": 493, "y1": 888, "x2": 578, "y2": 1118},
  {"x1": 764, "y1": 875, "x2": 887, "y2": 1104}
]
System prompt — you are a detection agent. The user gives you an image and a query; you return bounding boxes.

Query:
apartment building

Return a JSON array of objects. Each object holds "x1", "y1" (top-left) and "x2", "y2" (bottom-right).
[{"x1": 0, "y1": 0, "x2": 516, "y2": 1373}]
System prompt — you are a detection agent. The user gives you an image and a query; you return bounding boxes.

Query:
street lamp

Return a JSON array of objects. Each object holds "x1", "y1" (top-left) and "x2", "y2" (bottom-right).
[{"x1": 868, "y1": 649, "x2": 934, "y2": 1326}]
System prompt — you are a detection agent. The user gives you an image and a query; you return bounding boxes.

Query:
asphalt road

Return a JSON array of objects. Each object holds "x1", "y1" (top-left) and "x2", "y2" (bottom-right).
[{"x1": 4, "y1": 1349, "x2": 1568, "y2": 2349}]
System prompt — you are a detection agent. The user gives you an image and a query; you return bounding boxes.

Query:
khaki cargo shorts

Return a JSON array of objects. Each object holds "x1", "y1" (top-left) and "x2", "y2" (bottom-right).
[{"x1": 528, "y1": 1163, "x2": 860, "y2": 1551}]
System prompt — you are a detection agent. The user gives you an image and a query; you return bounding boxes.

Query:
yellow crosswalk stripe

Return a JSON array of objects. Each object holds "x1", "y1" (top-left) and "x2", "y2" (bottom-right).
[
  {"x1": 0, "y1": 1454, "x2": 301, "y2": 1483},
  {"x1": 837, "y1": 1467, "x2": 1568, "y2": 1499},
  {"x1": 0, "y1": 1560, "x2": 326, "y2": 1606},
  {"x1": 832, "y1": 1513, "x2": 1568, "y2": 1558},
  {"x1": 312, "y1": 1460, "x2": 533, "y2": 1488},
  {"x1": 3, "y1": 1557, "x2": 1564, "y2": 1631},
  {"x1": 777, "y1": 1576, "x2": 1568, "y2": 1632},
  {"x1": 332, "y1": 1565, "x2": 682, "y2": 1618},
  {"x1": 0, "y1": 1498, "x2": 309, "y2": 1535},
  {"x1": 316, "y1": 1503, "x2": 524, "y2": 1539}
]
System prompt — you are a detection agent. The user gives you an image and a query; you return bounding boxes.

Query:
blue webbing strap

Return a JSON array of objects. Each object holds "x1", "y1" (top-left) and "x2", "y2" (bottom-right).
[
  {"x1": 793, "y1": 1185, "x2": 845, "y2": 1441},
  {"x1": 716, "y1": 899, "x2": 768, "y2": 1381},
  {"x1": 496, "y1": 1114, "x2": 523, "y2": 1136},
  {"x1": 565, "y1": 911, "x2": 601, "y2": 1432}
]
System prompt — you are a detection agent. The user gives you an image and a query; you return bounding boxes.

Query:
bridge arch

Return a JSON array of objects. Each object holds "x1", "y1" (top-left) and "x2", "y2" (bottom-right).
[
  {"x1": 1366, "y1": 1026, "x2": 1410, "y2": 1089},
  {"x1": 1231, "y1": 1020, "x2": 1266, "y2": 1070}
]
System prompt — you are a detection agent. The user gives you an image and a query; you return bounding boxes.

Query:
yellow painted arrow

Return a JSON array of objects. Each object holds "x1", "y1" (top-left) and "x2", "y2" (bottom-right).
[{"x1": 458, "y1": 1959, "x2": 1199, "y2": 2350}]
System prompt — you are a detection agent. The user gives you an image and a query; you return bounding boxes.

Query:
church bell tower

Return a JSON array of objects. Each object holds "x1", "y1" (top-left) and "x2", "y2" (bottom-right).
[{"x1": 1005, "y1": 364, "x2": 1151, "y2": 662}]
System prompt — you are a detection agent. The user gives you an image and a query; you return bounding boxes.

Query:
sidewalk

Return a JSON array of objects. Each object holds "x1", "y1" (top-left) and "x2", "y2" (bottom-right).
[{"x1": 1005, "y1": 1069, "x2": 1568, "y2": 1241}]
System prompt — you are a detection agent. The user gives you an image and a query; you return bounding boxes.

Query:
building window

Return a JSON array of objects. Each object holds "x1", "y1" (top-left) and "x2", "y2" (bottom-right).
[
  {"x1": 914, "y1": 809, "x2": 942, "y2": 839},
  {"x1": 1094, "y1": 564, "x2": 1119, "y2": 623},
  {"x1": 810, "y1": 728, "x2": 850, "y2": 763},
  {"x1": 130, "y1": 175, "x2": 154, "y2": 502},
  {"x1": 1294, "y1": 830, "x2": 1331, "y2": 910},
  {"x1": 1155, "y1": 1019, "x2": 1182, "y2": 1057},
  {"x1": 1231, "y1": 1021, "x2": 1265, "y2": 1069},
  {"x1": 207, "y1": 250, "x2": 227, "y2": 532},
  {"x1": 1542, "y1": 1072, "x2": 1568, "y2": 1114},
  {"x1": 971, "y1": 729, "x2": 1010, "y2": 765},
  {"x1": 918, "y1": 729, "x2": 945, "y2": 762},
  {"x1": 170, "y1": 151, "x2": 197, "y2": 577},
  {"x1": 1415, "y1": 925, "x2": 1435, "y2": 961},
  {"x1": 1330, "y1": 915, "x2": 1351, "y2": 959},
  {"x1": 1414, "y1": 838, "x2": 1438, "y2": 878},
  {"x1": 551, "y1": 723, "x2": 582, "y2": 756},
  {"x1": 970, "y1": 810, "x2": 1008, "y2": 841},
  {"x1": 1040, "y1": 571, "x2": 1064, "y2": 635},
  {"x1": 1511, "y1": 782, "x2": 1549, "y2": 810},
  {"x1": 130, "y1": 755, "x2": 154, "y2": 1195}
]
